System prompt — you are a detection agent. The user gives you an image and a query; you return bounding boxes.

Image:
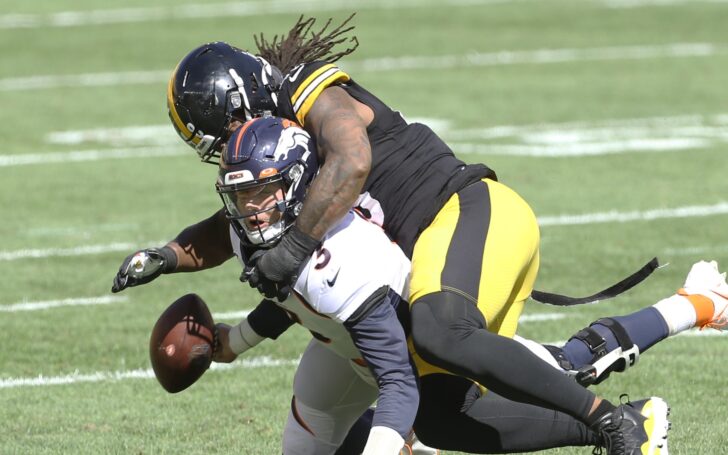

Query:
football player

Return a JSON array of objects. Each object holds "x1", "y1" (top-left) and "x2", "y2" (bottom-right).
[
  {"x1": 209, "y1": 117, "x2": 723, "y2": 454},
  {"x1": 157, "y1": 19, "x2": 667, "y2": 453},
  {"x1": 212, "y1": 116, "x2": 418, "y2": 455},
  {"x1": 114, "y1": 15, "x2": 726, "y2": 454},
  {"x1": 118, "y1": 115, "x2": 728, "y2": 454}
]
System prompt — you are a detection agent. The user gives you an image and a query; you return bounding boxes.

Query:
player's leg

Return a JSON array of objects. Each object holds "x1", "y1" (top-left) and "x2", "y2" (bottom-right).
[
  {"x1": 409, "y1": 179, "x2": 602, "y2": 422},
  {"x1": 414, "y1": 374, "x2": 598, "y2": 453},
  {"x1": 282, "y1": 340, "x2": 378, "y2": 455},
  {"x1": 537, "y1": 260, "x2": 728, "y2": 385}
]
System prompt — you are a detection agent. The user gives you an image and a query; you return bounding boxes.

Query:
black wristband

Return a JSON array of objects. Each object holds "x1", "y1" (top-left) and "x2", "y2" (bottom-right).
[
  {"x1": 159, "y1": 245, "x2": 179, "y2": 273},
  {"x1": 283, "y1": 225, "x2": 321, "y2": 260}
]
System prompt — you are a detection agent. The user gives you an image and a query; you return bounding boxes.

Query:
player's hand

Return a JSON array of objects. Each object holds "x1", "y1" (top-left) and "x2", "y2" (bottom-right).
[
  {"x1": 212, "y1": 323, "x2": 238, "y2": 363},
  {"x1": 241, "y1": 251, "x2": 291, "y2": 302},
  {"x1": 242, "y1": 226, "x2": 319, "y2": 301},
  {"x1": 111, "y1": 246, "x2": 177, "y2": 293}
]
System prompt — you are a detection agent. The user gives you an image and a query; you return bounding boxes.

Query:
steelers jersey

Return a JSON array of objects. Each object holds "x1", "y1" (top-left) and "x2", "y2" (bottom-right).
[
  {"x1": 276, "y1": 61, "x2": 496, "y2": 257},
  {"x1": 230, "y1": 211, "x2": 411, "y2": 364}
]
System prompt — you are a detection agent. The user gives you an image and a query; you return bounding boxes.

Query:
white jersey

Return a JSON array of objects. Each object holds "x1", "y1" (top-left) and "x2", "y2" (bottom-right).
[{"x1": 231, "y1": 210, "x2": 411, "y2": 362}]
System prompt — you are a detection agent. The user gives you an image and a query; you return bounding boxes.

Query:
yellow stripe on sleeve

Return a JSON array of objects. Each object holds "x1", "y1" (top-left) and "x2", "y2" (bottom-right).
[{"x1": 290, "y1": 64, "x2": 350, "y2": 126}]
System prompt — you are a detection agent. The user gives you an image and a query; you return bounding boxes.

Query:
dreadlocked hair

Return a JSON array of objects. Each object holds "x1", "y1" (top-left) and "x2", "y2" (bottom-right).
[{"x1": 254, "y1": 14, "x2": 359, "y2": 74}]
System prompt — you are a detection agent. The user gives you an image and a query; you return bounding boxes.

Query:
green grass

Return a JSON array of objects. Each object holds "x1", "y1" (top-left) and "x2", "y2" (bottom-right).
[{"x1": 1, "y1": 0, "x2": 727, "y2": 453}]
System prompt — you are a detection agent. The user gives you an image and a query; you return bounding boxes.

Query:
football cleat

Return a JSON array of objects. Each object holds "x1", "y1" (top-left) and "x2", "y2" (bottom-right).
[
  {"x1": 591, "y1": 396, "x2": 670, "y2": 455},
  {"x1": 679, "y1": 260, "x2": 728, "y2": 330}
]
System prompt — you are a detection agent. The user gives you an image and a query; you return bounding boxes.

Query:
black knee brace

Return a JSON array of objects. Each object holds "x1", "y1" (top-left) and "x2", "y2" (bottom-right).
[{"x1": 569, "y1": 318, "x2": 639, "y2": 386}]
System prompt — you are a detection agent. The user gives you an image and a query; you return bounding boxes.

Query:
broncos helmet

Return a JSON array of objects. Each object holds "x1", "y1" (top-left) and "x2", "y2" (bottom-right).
[
  {"x1": 216, "y1": 116, "x2": 318, "y2": 247},
  {"x1": 167, "y1": 42, "x2": 282, "y2": 163}
]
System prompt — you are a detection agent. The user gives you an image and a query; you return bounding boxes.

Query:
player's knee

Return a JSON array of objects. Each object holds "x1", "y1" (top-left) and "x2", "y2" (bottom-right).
[
  {"x1": 411, "y1": 300, "x2": 448, "y2": 364},
  {"x1": 411, "y1": 292, "x2": 484, "y2": 366}
]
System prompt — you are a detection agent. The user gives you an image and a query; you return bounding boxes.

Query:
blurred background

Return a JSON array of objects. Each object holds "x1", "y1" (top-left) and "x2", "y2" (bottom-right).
[{"x1": 1, "y1": 0, "x2": 726, "y2": 453}]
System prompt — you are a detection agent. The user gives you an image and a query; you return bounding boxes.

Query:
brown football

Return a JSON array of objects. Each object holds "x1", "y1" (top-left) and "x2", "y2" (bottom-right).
[{"x1": 149, "y1": 293, "x2": 215, "y2": 393}]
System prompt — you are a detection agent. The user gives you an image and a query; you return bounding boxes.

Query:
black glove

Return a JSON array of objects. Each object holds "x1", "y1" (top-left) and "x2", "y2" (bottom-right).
[
  {"x1": 111, "y1": 246, "x2": 178, "y2": 293},
  {"x1": 242, "y1": 226, "x2": 319, "y2": 301},
  {"x1": 241, "y1": 251, "x2": 291, "y2": 302}
]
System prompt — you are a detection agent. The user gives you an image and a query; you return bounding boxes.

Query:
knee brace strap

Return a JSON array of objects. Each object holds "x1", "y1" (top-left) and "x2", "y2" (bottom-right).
[{"x1": 570, "y1": 318, "x2": 640, "y2": 386}]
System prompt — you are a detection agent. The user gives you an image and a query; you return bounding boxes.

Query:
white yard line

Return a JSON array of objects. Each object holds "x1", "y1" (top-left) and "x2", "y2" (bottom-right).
[
  {"x1": 603, "y1": 0, "x2": 728, "y2": 7},
  {"x1": 346, "y1": 43, "x2": 721, "y2": 72},
  {"x1": 0, "y1": 0, "x2": 530, "y2": 30},
  {"x1": 1, "y1": 43, "x2": 723, "y2": 92},
  {"x1": 0, "y1": 243, "x2": 137, "y2": 261},
  {"x1": 663, "y1": 244, "x2": 728, "y2": 256},
  {"x1": 0, "y1": 356, "x2": 299, "y2": 389},
  {"x1": 3, "y1": 202, "x2": 727, "y2": 262},
  {"x1": 0, "y1": 147, "x2": 185, "y2": 167},
  {"x1": 451, "y1": 137, "x2": 708, "y2": 157},
  {"x1": 538, "y1": 202, "x2": 728, "y2": 226},
  {"x1": 0, "y1": 295, "x2": 127, "y2": 312},
  {"x1": 519, "y1": 313, "x2": 568, "y2": 322}
]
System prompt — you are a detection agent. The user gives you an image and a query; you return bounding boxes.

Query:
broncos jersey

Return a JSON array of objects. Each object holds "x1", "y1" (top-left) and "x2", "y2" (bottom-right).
[
  {"x1": 230, "y1": 210, "x2": 410, "y2": 366},
  {"x1": 275, "y1": 61, "x2": 497, "y2": 256}
]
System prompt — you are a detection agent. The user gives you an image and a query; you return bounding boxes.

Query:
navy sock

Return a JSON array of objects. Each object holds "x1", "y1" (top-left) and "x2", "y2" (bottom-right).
[{"x1": 562, "y1": 307, "x2": 670, "y2": 369}]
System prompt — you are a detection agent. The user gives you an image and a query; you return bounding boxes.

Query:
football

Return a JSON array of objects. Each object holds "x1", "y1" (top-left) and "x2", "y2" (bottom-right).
[{"x1": 149, "y1": 293, "x2": 216, "y2": 393}]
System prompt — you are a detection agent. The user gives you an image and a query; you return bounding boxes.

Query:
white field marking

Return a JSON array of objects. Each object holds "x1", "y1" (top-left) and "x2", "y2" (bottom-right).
[
  {"x1": 45, "y1": 120, "x2": 448, "y2": 146},
  {"x1": 0, "y1": 295, "x2": 127, "y2": 312},
  {"x1": 678, "y1": 328, "x2": 728, "y2": 337},
  {"x1": 538, "y1": 202, "x2": 728, "y2": 227},
  {"x1": 0, "y1": 0, "x2": 530, "y2": 30},
  {"x1": 1, "y1": 43, "x2": 722, "y2": 92},
  {"x1": 4, "y1": 202, "x2": 728, "y2": 263},
  {"x1": 212, "y1": 310, "x2": 252, "y2": 320},
  {"x1": 46, "y1": 125, "x2": 175, "y2": 146},
  {"x1": 446, "y1": 113, "x2": 728, "y2": 141},
  {"x1": 345, "y1": 42, "x2": 722, "y2": 72},
  {"x1": 519, "y1": 313, "x2": 568, "y2": 322},
  {"x1": 0, "y1": 356, "x2": 299, "y2": 389},
  {"x1": 25, "y1": 223, "x2": 138, "y2": 238},
  {"x1": 663, "y1": 244, "x2": 728, "y2": 256},
  {"x1": 41, "y1": 113, "x2": 728, "y2": 160},
  {"x1": 0, "y1": 146, "x2": 185, "y2": 167},
  {"x1": 446, "y1": 113, "x2": 728, "y2": 157},
  {"x1": 603, "y1": 0, "x2": 728, "y2": 8},
  {"x1": 452, "y1": 137, "x2": 707, "y2": 157},
  {"x1": 0, "y1": 242, "x2": 137, "y2": 261}
]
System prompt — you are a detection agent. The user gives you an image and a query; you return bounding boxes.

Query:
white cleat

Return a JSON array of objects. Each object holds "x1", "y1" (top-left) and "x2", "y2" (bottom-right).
[{"x1": 679, "y1": 260, "x2": 728, "y2": 330}]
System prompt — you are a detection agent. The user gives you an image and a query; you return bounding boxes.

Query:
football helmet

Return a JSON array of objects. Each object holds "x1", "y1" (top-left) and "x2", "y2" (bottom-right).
[
  {"x1": 216, "y1": 116, "x2": 318, "y2": 247},
  {"x1": 167, "y1": 42, "x2": 282, "y2": 163}
]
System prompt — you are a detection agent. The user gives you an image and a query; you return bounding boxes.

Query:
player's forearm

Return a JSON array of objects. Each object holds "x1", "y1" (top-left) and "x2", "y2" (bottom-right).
[
  {"x1": 167, "y1": 209, "x2": 234, "y2": 271},
  {"x1": 345, "y1": 300, "x2": 419, "y2": 441},
  {"x1": 298, "y1": 103, "x2": 371, "y2": 239},
  {"x1": 296, "y1": 157, "x2": 367, "y2": 238}
]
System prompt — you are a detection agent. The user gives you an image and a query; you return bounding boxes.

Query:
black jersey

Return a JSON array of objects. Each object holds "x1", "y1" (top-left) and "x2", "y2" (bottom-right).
[{"x1": 276, "y1": 61, "x2": 496, "y2": 256}]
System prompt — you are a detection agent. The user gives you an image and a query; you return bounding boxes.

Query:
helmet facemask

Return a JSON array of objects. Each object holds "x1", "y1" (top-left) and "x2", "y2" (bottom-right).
[
  {"x1": 216, "y1": 116, "x2": 317, "y2": 248},
  {"x1": 217, "y1": 167, "x2": 304, "y2": 247}
]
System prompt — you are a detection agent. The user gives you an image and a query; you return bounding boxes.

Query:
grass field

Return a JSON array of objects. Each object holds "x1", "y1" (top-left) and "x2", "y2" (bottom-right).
[{"x1": 1, "y1": 0, "x2": 727, "y2": 453}]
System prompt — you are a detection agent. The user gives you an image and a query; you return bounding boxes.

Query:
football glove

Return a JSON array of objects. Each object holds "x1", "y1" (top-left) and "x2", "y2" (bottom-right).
[
  {"x1": 241, "y1": 225, "x2": 320, "y2": 301},
  {"x1": 111, "y1": 246, "x2": 178, "y2": 293},
  {"x1": 241, "y1": 250, "x2": 292, "y2": 302}
]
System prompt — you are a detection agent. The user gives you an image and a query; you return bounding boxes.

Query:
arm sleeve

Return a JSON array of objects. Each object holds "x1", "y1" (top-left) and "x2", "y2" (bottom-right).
[
  {"x1": 247, "y1": 299, "x2": 295, "y2": 340},
  {"x1": 344, "y1": 295, "x2": 419, "y2": 440}
]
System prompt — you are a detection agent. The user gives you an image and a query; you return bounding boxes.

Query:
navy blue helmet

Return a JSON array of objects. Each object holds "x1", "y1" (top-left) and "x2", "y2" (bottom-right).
[
  {"x1": 216, "y1": 116, "x2": 318, "y2": 246},
  {"x1": 167, "y1": 42, "x2": 282, "y2": 163}
]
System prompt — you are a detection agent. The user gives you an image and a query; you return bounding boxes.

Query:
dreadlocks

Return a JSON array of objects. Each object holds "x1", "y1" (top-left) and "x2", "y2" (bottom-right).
[{"x1": 254, "y1": 14, "x2": 359, "y2": 74}]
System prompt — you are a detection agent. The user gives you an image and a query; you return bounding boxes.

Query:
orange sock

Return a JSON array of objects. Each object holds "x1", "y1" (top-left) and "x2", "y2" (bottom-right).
[{"x1": 678, "y1": 289, "x2": 715, "y2": 328}]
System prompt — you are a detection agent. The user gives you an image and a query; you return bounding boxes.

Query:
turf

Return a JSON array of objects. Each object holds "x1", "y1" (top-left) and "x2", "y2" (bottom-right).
[{"x1": 1, "y1": 0, "x2": 727, "y2": 453}]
